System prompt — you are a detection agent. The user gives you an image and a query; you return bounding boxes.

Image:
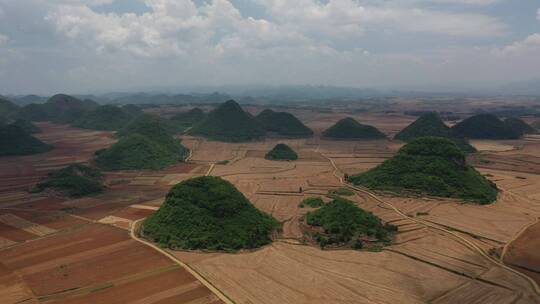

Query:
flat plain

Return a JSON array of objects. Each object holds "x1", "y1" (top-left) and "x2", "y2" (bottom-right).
[{"x1": 1, "y1": 103, "x2": 540, "y2": 303}]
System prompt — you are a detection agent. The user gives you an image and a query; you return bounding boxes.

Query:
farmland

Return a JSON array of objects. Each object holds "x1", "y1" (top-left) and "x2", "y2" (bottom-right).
[{"x1": 1, "y1": 104, "x2": 540, "y2": 303}]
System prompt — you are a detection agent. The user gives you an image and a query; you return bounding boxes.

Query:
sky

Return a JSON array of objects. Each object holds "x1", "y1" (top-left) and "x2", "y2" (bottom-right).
[{"x1": 0, "y1": 0, "x2": 539, "y2": 95}]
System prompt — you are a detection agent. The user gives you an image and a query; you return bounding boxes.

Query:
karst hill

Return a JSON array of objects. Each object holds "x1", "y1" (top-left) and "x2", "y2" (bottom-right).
[
  {"x1": 323, "y1": 117, "x2": 386, "y2": 139},
  {"x1": 349, "y1": 137, "x2": 498, "y2": 204},
  {"x1": 142, "y1": 176, "x2": 279, "y2": 252}
]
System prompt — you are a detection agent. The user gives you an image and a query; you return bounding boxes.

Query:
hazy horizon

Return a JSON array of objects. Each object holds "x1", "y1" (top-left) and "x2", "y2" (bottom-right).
[{"x1": 0, "y1": 0, "x2": 539, "y2": 95}]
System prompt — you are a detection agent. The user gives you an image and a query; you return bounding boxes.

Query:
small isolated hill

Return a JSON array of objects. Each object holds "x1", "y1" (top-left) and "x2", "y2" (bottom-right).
[
  {"x1": 504, "y1": 118, "x2": 536, "y2": 136},
  {"x1": 0, "y1": 97, "x2": 19, "y2": 119},
  {"x1": 265, "y1": 143, "x2": 298, "y2": 161},
  {"x1": 256, "y1": 109, "x2": 313, "y2": 137},
  {"x1": 349, "y1": 137, "x2": 498, "y2": 204},
  {"x1": 452, "y1": 114, "x2": 521, "y2": 139},
  {"x1": 72, "y1": 105, "x2": 135, "y2": 131},
  {"x1": 18, "y1": 94, "x2": 98, "y2": 123},
  {"x1": 306, "y1": 198, "x2": 396, "y2": 249},
  {"x1": 170, "y1": 108, "x2": 206, "y2": 129},
  {"x1": 323, "y1": 117, "x2": 386, "y2": 139},
  {"x1": 395, "y1": 113, "x2": 476, "y2": 153},
  {"x1": 142, "y1": 176, "x2": 279, "y2": 252},
  {"x1": 95, "y1": 114, "x2": 189, "y2": 170},
  {"x1": 0, "y1": 125, "x2": 53, "y2": 156},
  {"x1": 10, "y1": 119, "x2": 41, "y2": 134},
  {"x1": 190, "y1": 100, "x2": 265, "y2": 142},
  {"x1": 31, "y1": 164, "x2": 104, "y2": 197}
]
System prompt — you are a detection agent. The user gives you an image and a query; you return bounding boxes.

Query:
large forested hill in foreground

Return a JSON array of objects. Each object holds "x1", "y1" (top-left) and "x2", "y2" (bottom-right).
[
  {"x1": 349, "y1": 137, "x2": 498, "y2": 204},
  {"x1": 143, "y1": 176, "x2": 279, "y2": 252}
]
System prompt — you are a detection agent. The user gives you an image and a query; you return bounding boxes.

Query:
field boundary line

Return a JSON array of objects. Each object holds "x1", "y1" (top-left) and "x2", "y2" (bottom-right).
[
  {"x1": 130, "y1": 218, "x2": 236, "y2": 304},
  {"x1": 321, "y1": 153, "x2": 540, "y2": 296}
]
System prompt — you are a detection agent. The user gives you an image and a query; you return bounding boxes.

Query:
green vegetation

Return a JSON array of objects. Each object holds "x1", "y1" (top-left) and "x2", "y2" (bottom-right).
[
  {"x1": 395, "y1": 113, "x2": 476, "y2": 153},
  {"x1": 323, "y1": 117, "x2": 386, "y2": 139},
  {"x1": 328, "y1": 187, "x2": 355, "y2": 197},
  {"x1": 95, "y1": 114, "x2": 189, "y2": 170},
  {"x1": 0, "y1": 97, "x2": 19, "y2": 120},
  {"x1": 0, "y1": 125, "x2": 53, "y2": 156},
  {"x1": 170, "y1": 108, "x2": 206, "y2": 129},
  {"x1": 143, "y1": 176, "x2": 279, "y2": 252},
  {"x1": 306, "y1": 198, "x2": 396, "y2": 249},
  {"x1": 298, "y1": 197, "x2": 325, "y2": 208},
  {"x1": 265, "y1": 143, "x2": 298, "y2": 161},
  {"x1": 190, "y1": 100, "x2": 265, "y2": 142},
  {"x1": 10, "y1": 119, "x2": 41, "y2": 134},
  {"x1": 452, "y1": 114, "x2": 521, "y2": 139},
  {"x1": 504, "y1": 118, "x2": 536, "y2": 135},
  {"x1": 31, "y1": 164, "x2": 104, "y2": 197},
  {"x1": 72, "y1": 105, "x2": 135, "y2": 131},
  {"x1": 256, "y1": 109, "x2": 313, "y2": 137},
  {"x1": 17, "y1": 94, "x2": 98, "y2": 123},
  {"x1": 348, "y1": 137, "x2": 498, "y2": 204}
]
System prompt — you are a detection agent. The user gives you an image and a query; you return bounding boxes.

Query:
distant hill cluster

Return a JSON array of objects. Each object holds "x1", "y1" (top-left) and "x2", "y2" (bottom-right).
[
  {"x1": 349, "y1": 137, "x2": 498, "y2": 204},
  {"x1": 452, "y1": 114, "x2": 532, "y2": 140},
  {"x1": 323, "y1": 117, "x2": 386, "y2": 139},
  {"x1": 189, "y1": 100, "x2": 314, "y2": 142},
  {"x1": 95, "y1": 115, "x2": 189, "y2": 170},
  {"x1": 395, "y1": 113, "x2": 476, "y2": 153}
]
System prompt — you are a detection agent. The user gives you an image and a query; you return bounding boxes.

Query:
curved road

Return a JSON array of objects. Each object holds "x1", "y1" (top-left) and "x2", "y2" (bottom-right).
[
  {"x1": 130, "y1": 219, "x2": 236, "y2": 304},
  {"x1": 321, "y1": 153, "x2": 540, "y2": 296}
]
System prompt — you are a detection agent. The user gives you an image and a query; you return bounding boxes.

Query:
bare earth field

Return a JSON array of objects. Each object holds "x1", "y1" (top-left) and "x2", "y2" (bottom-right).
[{"x1": 1, "y1": 108, "x2": 540, "y2": 303}]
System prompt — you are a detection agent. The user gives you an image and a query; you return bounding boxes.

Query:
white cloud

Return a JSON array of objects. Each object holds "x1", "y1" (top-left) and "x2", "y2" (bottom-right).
[
  {"x1": 45, "y1": 0, "x2": 310, "y2": 58},
  {"x1": 258, "y1": 0, "x2": 506, "y2": 38},
  {"x1": 496, "y1": 33, "x2": 540, "y2": 56},
  {"x1": 0, "y1": 34, "x2": 8, "y2": 45}
]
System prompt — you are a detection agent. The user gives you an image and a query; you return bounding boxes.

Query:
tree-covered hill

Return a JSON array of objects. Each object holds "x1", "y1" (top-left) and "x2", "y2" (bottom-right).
[
  {"x1": 143, "y1": 176, "x2": 279, "y2": 252},
  {"x1": 504, "y1": 118, "x2": 536, "y2": 136},
  {"x1": 17, "y1": 94, "x2": 98, "y2": 123},
  {"x1": 95, "y1": 114, "x2": 189, "y2": 170},
  {"x1": 265, "y1": 143, "x2": 298, "y2": 161},
  {"x1": 452, "y1": 114, "x2": 521, "y2": 139},
  {"x1": 0, "y1": 125, "x2": 53, "y2": 156},
  {"x1": 256, "y1": 109, "x2": 313, "y2": 137},
  {"x1": 31, "y1": 164, "x2": 104, "y2": 197},
  {"x1": 10, "y1": 119, "x2": 41, "y2": 134},
  {"x1": 306, "y1": 198, "x2": 396, "y2": 249},
  {"x1": 189, "y1": 100, "x2": 266, "y2": 142},
  {"x1": 72, "y1": 105, "x2": 135, "y2": 131},
  {"x1": 395, "y1": 113, "x2": 476, "y2": 153},
  {"x1": 349, "y1": 137, "x2": 498, "y2": 204},
  {"x1": 323, "y1": 117, "x2": 386, "y2": 139},
  {"x1": 169, "y1": 108, "x2": 206, "y2": 129},
  {"x1": 0, "y1": 97, "x2": 19, "y2": 120}
]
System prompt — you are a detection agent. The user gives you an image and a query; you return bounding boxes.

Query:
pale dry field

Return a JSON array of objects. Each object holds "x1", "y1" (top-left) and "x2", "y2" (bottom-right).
[
  {"x1": 1, "y1": 108, "x2": 540, "y2": 303},
  {"x1": 167, "y1": 124, "x2": 540, "y2": 304}
]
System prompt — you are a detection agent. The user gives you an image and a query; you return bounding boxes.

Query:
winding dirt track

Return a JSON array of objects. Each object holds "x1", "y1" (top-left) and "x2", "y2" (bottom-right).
[
  {"x1": 321, "y1": 153, "x2": 540, "y2": 297},
  {"x1": 129, "y1": 218, "x2": 236, "y2": 304}
]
